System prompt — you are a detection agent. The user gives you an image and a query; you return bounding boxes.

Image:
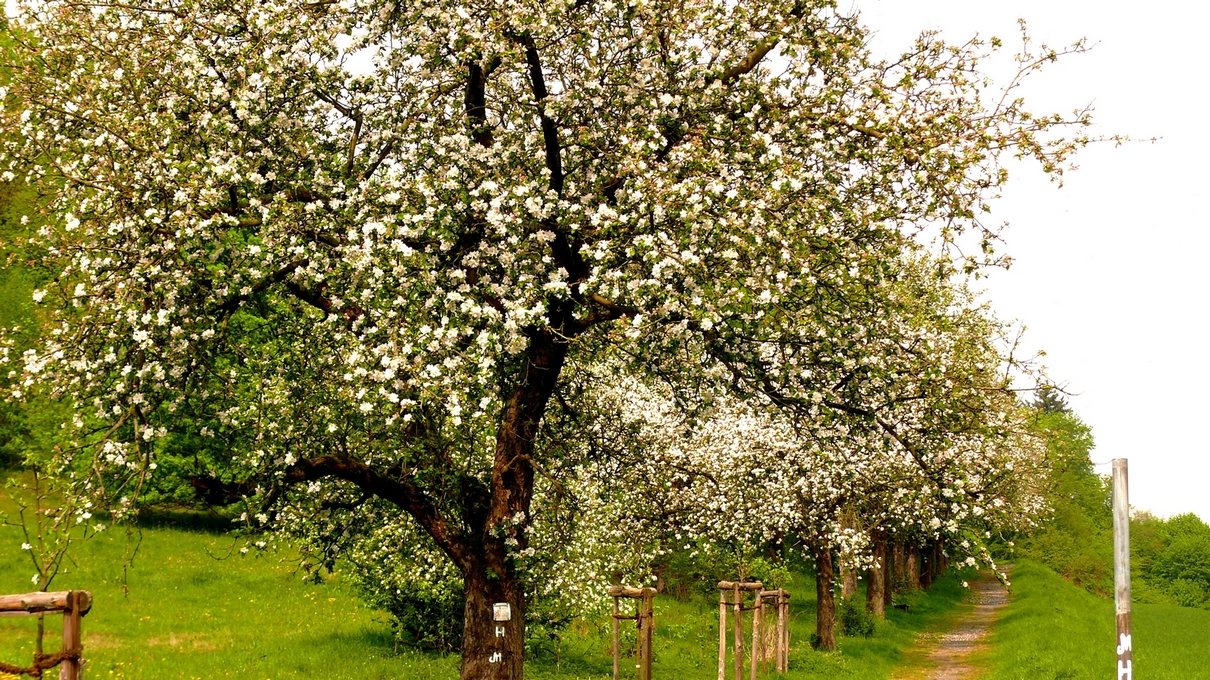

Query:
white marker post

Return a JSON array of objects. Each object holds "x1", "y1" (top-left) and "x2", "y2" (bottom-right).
[{"x1": 1113, "y1": 459, "x2": 1132, "y2": 680}]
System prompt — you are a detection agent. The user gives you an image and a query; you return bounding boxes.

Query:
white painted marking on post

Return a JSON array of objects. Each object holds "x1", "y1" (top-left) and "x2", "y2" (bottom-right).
[
  {"x1": 1117, "y1": 633, "x2": 1132, "y2": 655},
  {"x1": 489, "y1": 652, "x2": 503, "y2": 663},
  {"x1": 496, "y1": 626, "x2": 506, "y2": 638},
  {"x1": 1118, "y1": 659, "x2": 1132, "y2": 680}
]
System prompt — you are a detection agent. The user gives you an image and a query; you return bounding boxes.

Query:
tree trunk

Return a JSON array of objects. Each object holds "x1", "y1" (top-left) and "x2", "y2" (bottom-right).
[
  {"x1": 865, "y1": 529, "x2": 885, "y2": 618},
  {"x1": 892, "y1": 542, "x2": 906, "y2": 593},
  {"x1": 883, "y1": 538, "x2": 894, "y2": 610},
  {"x1": 930, "y1": 541, "x2": 941, "y2": 584},
  {"x1": 458, "y1": 333, "x2": 568, "y2": 680},
  {"x1": 905, "y1": 547, "x2": 920, "y2": 591},
  {"x1": 841, "y1": 563, "x2": 857, "y2": 600},
  {"x1": 839, "y1": 507, "x2": 857, "y2": 600},
  {"x1": 920, "y1": 541, "x2": 934, "y2": 589},
  {"x1": 814, "y1": 542, "x2": 837, "y2": 651},
  {"x1": 461, "y1": 566, "x2": 526, "y2": 680}
]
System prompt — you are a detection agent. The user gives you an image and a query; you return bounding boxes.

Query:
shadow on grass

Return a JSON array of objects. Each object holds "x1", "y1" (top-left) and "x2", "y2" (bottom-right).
[{"x1": 132, "y1": 506, "x2": 237, "y2": 534}]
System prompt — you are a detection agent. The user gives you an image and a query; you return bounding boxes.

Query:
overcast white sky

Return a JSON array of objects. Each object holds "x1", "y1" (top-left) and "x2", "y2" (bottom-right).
[{"x1": 853, "y1": 0, "x2": 1210, "y2": 521}]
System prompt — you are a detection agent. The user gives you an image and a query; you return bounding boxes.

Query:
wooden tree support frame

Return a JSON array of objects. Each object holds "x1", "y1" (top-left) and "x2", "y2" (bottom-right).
[
  {"x1": 608, "y1": 585, "x2": 655, "y2": 680},
  {"x1": 717, "y1": 581, "x2": 791, "y2": 679},
  {"x1": 0, "y1": 590, "x2": 93, "y2": 680},
  {"x1": 756, "y1": 589, "x2": 790, "y2": 674}
]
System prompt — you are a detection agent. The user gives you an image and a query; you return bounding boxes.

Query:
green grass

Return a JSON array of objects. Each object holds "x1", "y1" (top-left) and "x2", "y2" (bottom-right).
[
  {"x1": 0, "y1": 506, "x2": 458, "y2": 679},
  {"x1": 0, "y1": 477, "x2": 461, "y2": 678},
  {"x1": 0, "y1": 475, "x2": 981, "y2": 679},
  {"x1": 979, "y1": 558, "x2": 1210, "y2": 679}
]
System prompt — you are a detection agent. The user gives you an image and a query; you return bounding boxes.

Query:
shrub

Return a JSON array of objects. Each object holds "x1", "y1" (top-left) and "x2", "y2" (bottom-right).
[{"x1": 839, "y1": 597, "x2": 876, "y2": 638}]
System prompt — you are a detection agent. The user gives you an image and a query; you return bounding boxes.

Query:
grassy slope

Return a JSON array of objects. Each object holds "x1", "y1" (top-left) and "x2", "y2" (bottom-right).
[
  {"x1": 1, "y1": 480, "x2": 975, "y2": 679},
  {"x1": 0, "y1": 508, "x2": 454, "y2": 679},
  {"x1": 978, "y1": 559, "x2": 1210, "y2": 679}
]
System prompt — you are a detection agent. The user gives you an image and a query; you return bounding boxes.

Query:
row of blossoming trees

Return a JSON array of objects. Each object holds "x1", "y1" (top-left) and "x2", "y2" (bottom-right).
[{"x1": 2, "y1": 0, "x2": 1087, "y2": 676}]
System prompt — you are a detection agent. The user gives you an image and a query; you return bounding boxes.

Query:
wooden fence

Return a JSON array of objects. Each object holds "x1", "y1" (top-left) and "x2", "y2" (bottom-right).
[
  {"x1": 717, "y1": 581, "x2": 790, "y2": 679},
  {"x1": 608, "y1": 586, "x2": 656, "y2": 680},
  {"x1": 0, "y1": 591, "x2": 92, "y2": 679}
]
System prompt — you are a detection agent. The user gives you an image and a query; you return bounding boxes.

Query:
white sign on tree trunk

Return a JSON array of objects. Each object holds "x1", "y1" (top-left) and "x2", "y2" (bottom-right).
[{"x1": 493, "y1": 603, "x2": 512, "y2": 622}]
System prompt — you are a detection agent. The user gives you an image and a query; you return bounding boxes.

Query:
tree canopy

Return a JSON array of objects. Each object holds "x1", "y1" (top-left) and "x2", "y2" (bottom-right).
[{"x1": 1, "y1": 0, "x2": 1090, "y2": 675}]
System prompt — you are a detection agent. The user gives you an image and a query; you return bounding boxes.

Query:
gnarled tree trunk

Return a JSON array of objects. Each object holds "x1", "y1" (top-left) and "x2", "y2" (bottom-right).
[
  {"x1": 839, "y1": 507, "x2": 858, "y2": 600},
  {"x1": 457, "y1": 335, "x2": 568, "y2": 680},
  {"x1": 461, "y1": 565, "x2": 527, "y2": 680},
  {"x1": 923, "y1": 541, "x2": 934, "y2": 589},
  {"x1": 892, "y1": 542, "x2": 906, "y2": 594}
]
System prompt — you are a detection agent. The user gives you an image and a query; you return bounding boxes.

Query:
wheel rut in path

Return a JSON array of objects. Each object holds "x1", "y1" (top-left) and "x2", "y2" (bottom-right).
[{"x1": 892, "y1": 568, "x2": 1011, "y2": 680}]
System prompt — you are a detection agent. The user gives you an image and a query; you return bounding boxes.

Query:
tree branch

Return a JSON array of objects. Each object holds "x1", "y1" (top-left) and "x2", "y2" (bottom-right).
[
  {"x1": 464, "y1": 58, "x2": 497, "y2": 147},
  {"x1": 344, "y1": 115, "x2": 363, "y2": 178},
  {"x1": 283, "y1": 455, "x2": 476, "y2": 571},
  {"x1": 283, "y1": 281, "x2": 363, "y2": 327},
  {"x1": 521, "y1": 38, "x2": 564, "y2": 196},
  {"x1": 715, "y1": 36, "x2": 781, "y2": 85},
  {"x1": 214, "y1": 258, "x2": 309, "y2": 314}
]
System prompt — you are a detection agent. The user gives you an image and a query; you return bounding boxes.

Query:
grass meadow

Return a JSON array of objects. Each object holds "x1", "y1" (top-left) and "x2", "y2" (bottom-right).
[
  {"x1": 5, "y1": 475, "x2": 1210, "y2": 679},
  {"x1": 1, "y1": 475, "x2": 975, "y2": 680},
  {"x1": 977, "y1": 559, "x2": 1210, "y2": 679}
]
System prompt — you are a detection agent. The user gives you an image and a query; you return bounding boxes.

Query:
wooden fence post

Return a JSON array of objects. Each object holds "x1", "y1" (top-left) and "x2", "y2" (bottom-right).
[
  {"x1": 749, "y1": 594, "x2": 760, "y2": 680},
  {"x1": 612, "y1": 596, "x2": 620, "y2": 680},
  {"x1": 60, "y1": 591, "x2": 84, "y2": 680},
  {"x1": 718, "y1": 588, "x2": 727, "y2": 680},
  {"x1": 732, "y1": 583, "x2": 743, "y2": 680},
  {"x1": 641, "y1": 592, "x2": 653, "y2": 680},
  {"x1": 1113, "y1": 458, "x2": 1132, "y2": 680},
  {"x1": 779, "y1": 590, "x2": 789, "y2": 673}
]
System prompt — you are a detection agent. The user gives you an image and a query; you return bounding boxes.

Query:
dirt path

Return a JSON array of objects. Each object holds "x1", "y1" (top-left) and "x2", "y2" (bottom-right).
[{"x1": 892, "y1": 569, "x2": 1011, "y2": 680}]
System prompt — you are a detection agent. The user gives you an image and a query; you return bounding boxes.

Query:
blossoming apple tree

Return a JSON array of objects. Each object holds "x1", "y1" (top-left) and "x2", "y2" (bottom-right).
[
  {"x1": 583, "y1": 260, "x2": 1049, "y2": 648},
  {"x1": 2, "y1": 0, "x2": 1088, "y2": 674}
]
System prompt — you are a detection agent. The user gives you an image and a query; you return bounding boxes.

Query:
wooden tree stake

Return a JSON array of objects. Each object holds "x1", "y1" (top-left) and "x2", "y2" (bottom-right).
[
  {"x1": 749, "y1": 594, "x2": 759, "y2": 680},
  {"x1": 718, "y1": 582, "x2": 789, "y2": 678},
  {"x1": 60, "y1": 591, "x2": 84, "y2": 680},
  {"x1": 613, "y1": 596, "x2": 621, "y2": 680},
  {"x1": 0, "y1": 590, "x2": 91, "y2": 680},
  {"x1": 779, "y1": 590, "x2": 789, "y2": 673},
  {"x1": 718, "y1": 588, "x2": 727, "y2": 680},
  {"x1": 732, "y1": 583, "x2": 743, "y2": 680},
  {"x1": 608, "y1": 586, "x2": 655, "y2": 680}
]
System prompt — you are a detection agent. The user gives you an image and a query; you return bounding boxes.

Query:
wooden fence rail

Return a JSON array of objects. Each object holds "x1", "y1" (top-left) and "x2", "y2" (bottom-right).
[{"x1": 0, "y1": 590, "x2": 92, "y2": 680}]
